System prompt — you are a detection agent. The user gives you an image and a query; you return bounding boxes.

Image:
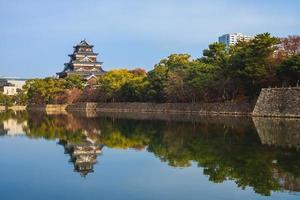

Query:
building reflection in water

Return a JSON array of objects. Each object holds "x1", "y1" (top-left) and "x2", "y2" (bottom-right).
[
  {"x1": 0, "y1": 110, "x2": 300, "y2": 195},
  {"x1": 0, "y1": 111, "x2": 27, "y2": 136},
  {"x1": 59, "y1": 130, "x2": 103, "y2": 177},
  {"x1": 32, "y1": 111, "x2": 104, "y2": 177},
  {"x1": 3, "y1": 118, "x2": 27, "y2": 136}
]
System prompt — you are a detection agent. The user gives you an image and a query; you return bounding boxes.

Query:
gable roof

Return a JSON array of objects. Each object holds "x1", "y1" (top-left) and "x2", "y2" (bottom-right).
[
  {"x1": 84, "y1": 74, "x2": 98, "y2": 80},
  {"x1": 74, "y1": 39, "x2": 93, "y2": 48}
]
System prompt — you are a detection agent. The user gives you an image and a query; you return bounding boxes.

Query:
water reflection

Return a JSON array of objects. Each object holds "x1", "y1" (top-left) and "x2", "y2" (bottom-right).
[
  {"x1": 59, "y1": 138, "x2": 103, "y2": 177},
  {"x1": 0, "y1": 111, "x2": 300, "y2": 196},
  {"x1": 253, "y1": 117, "x2": 300, "y2": 149}
]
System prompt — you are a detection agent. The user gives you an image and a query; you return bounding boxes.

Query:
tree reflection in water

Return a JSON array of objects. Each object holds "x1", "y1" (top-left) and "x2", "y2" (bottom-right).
[{"x1": 0, "y1": 111, "x2": 300, "y2": 195}]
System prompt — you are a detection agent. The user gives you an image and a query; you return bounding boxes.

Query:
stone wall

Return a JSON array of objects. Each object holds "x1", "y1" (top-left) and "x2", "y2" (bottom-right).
[
  {"x1": 0, "y1": 105, "x2": 26, "y2": 111},
  {"x1": 27, "y1": 104, "x2": 68, "y2": 114},
  {"x1": 8, "y1": 106, "x2": 26, "y2": 111},
  {"x1": 253, "y1": 87, "x2": 300, "y2": 117},
  {"x1": 67, "y1": 102, "x2": 253, "y2": 115}
]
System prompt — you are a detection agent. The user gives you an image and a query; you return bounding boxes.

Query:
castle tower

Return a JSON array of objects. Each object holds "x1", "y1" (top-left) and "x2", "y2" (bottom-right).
[{"x1": 57, "y1": 40, "x2": 105, "y2": 78}]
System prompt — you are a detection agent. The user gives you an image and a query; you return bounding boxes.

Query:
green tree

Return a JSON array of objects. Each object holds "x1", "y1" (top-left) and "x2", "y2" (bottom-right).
[
  {"x1": 64, "y1": 75, "x2": 84, "y2": 89},
  {"x1": 0, "y1": 92, "x2": 13, "y2": 106},
  {"x1": 146, "y1": 65, "x2": 169, "y2": 102},
  {"x1": 25, "y1": 78, "x2": 66, "y2": 104},
  {"x1": 23, "y1": 76, "x2": 87, "y2": 104},
  {"x1": 277, "y1": 54, "x2": 300, "y2": 86},
  {"x1": 201, "y1": 42, "x2": 229, "y2": 68},
  {"x1": 186, "y1": 61, "x2": 219, "y2": 101},
  {"x1": 229, "y1": 33, "x2": 280, "y2": 96},
  {"x1": 119, "y1": 76, "x2": 148, "y2": 102},
  {"x1": 98, "y1": 69, "x2": 147, "y2": 102},
  {"x1": 12, "y1": 91, "x2": 28, "y2": 105},
  {"x1": 147, "y1": 54, "x2": 192, "y2": 102}
]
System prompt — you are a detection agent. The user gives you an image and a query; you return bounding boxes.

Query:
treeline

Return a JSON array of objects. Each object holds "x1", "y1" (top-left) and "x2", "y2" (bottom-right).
[{"x1": 5, "y1": 33, "x2": 300, "y2": 105}]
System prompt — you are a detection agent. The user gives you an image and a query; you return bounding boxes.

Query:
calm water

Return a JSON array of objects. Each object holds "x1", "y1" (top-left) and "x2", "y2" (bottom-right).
[{"x1": 0, "y1": 111, "x2": 300, "y2": 200}]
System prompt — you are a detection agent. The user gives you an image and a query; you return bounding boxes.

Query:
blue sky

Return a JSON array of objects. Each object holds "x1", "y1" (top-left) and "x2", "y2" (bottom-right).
[{"x1": 1, "y1": 0, "x2": 299, "y2": 78}]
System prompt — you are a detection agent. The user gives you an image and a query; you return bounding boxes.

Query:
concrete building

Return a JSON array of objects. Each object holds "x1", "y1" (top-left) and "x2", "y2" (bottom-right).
[
  {"x1": 0, "y1": 77, "x2": 27, "y2": 95},
  {"x1": 218, "y1": 33, "x2": 253, "y2": 47}
]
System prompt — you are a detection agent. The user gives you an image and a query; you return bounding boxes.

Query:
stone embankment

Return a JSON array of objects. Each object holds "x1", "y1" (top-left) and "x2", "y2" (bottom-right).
[
  {"x1": 0, "y1": 105, "x2": 26, "y2": 111},
  {"x1": 66, "y1": 102, "x2": 253, "y2": 116},
  {"x1": 27, "y1": 104, "x2": 68, "y2": 114},
  {"x1": 253, "y1": 87, "x2": 300, "y2": 118},
  {"x1": 9, "y1": 106, "x2": 26, "y2": 111}
]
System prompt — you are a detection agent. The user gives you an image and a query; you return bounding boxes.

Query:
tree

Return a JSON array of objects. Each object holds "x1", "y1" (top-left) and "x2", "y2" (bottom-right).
[
  {"x1": 64, "y1": 75, "x2": 84, "y2": 89},
  {"x1": 186, "y1": 61, "x2": 219, "y2": 102},
  {"x1": 24, "y1": 76, "x2": 86, "y2": 105},
  {"x1": 273, "y1": 35, "x2": 300, "y2": 65},
  {"x1": 0, "y1": 92, "x2": 13, "y2": 106},
  {"x1": 277, "y1": 54, "x2": 300, "y2": 86},
  {"x1": 119, "y1": 77, "x2": 148, "y2": 102},
  {"x1": 98, "y1": 69, "x2": 147, "y2": 102},
  {"x1": 229, "y1": 33, "x2": 280, "y2": 96},
  {"x1": 147, "y1": 54, "x2": 192, "y2": 102},
  {"x1": 201, "y1": 42, "x2": 229, "y2": 68},
  {"x1": 146, "y1": 65, "x2": 169, "y2": 102},
  {"x1": 25, "y1": 78, "x2": 65, "y2": 104},
  {"x1": 129, "y1": 68, "x2": 147, "y2": 76},
  {"x1": 281, "y1": 35, "x2": 300, "y2": 56},
  {"x1": 12, "y1": 91, "x2": 28, "y2": 105},
  {"x1": 201, "y1": 42, "x2": 246, "y2": 101}
]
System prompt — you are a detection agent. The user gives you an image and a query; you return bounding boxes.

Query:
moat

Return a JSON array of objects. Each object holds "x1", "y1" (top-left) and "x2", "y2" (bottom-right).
[{"x1": 0, "y1": 110, "x2": 299, "y2": 200}]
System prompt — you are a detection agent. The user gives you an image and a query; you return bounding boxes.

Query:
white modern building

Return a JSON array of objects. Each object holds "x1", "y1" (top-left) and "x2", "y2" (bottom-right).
[
  {"x1": 218, "y1": 33, "x2": 253, "y2": 47},
  {"x1": 0, "y1": 77, "x2": 27, "y2": 95}
]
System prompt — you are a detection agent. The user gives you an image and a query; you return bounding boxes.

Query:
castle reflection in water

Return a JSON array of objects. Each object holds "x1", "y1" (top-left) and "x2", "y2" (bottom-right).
[{"x1": 0, "y1": 110, "x2": 300, "y2": 195}]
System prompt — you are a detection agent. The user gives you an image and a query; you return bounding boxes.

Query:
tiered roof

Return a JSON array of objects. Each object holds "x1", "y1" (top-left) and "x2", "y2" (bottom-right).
[{"x1": 57, "y1": 40, "x2": 105, "y2": 78}]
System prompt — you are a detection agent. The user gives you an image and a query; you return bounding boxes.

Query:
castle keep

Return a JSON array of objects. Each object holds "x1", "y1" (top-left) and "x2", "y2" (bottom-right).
[{"x1": 57, "y1": 40, "x2": 105, "y2": 79}]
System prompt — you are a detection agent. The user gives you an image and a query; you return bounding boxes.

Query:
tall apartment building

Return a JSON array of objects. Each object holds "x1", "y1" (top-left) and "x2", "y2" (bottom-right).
[{"x1": 218, "y1": 33, "x2": 253, "y2": 47}]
